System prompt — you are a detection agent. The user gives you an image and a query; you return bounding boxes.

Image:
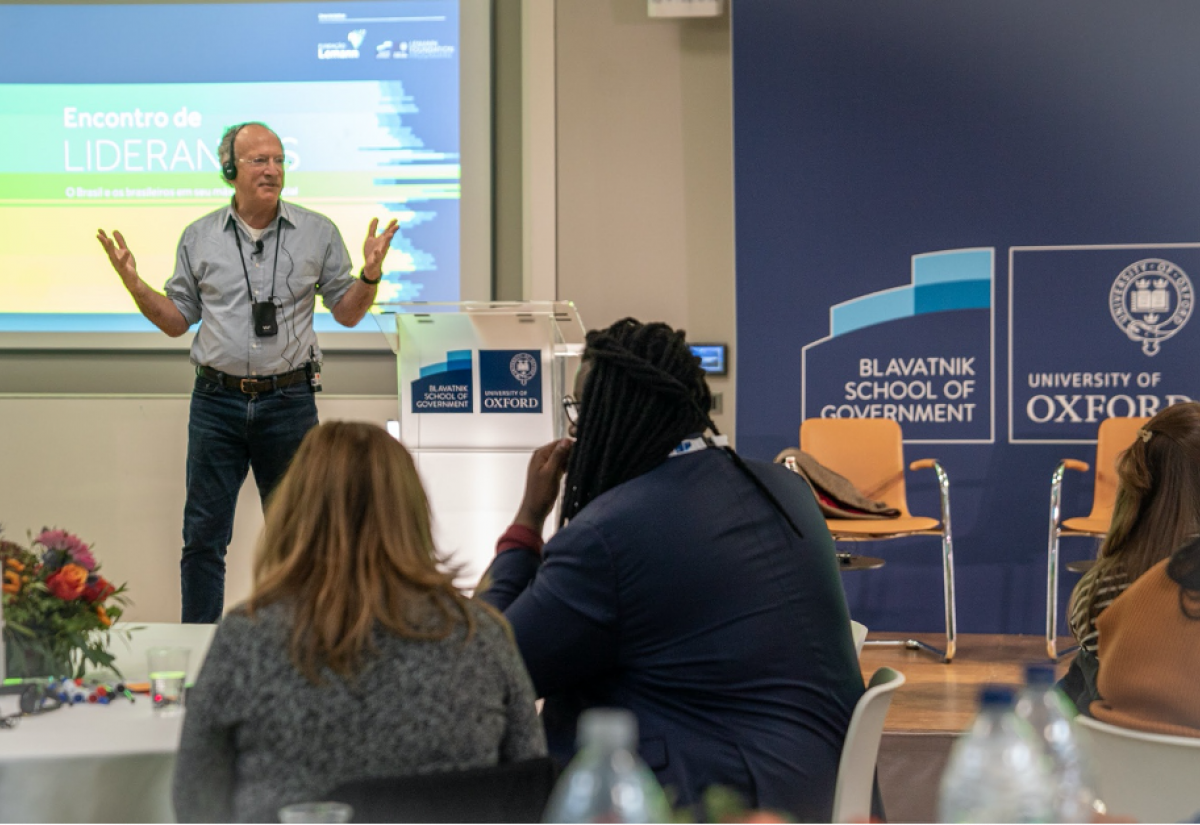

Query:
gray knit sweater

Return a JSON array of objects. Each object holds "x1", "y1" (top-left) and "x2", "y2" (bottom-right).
[{"x1": 172, "y1": 600, "x2": 547, "y2": 823}]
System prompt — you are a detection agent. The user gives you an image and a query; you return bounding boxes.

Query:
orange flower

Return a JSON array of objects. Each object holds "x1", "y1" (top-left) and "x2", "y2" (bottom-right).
[
  {"x1": 95, "y1": 605, "x2": 112, "y2": 627},
  {"x1": 45, "y1": 563, "x2": 88, "y2": 600},
  {"x1": 2, "y1": 569, "x2": 19, "y2": 594},
  {"x1": 4, "y1": 558, "x2": 24, "y2": 572}
]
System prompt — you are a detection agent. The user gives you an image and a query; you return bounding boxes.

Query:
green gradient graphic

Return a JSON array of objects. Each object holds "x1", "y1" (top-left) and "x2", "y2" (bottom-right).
[{"x1": 1, "y1": 173, "x2": 460, "y2": 204}]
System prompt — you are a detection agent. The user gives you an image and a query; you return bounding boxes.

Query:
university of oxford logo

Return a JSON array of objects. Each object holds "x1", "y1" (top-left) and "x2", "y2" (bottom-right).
[
  {"x1": 1109, "y1": 258, "x2": 1193, "y2": 356},
  {"x1": 509, "y1": 352, "x2": 538, "y2": 386}
]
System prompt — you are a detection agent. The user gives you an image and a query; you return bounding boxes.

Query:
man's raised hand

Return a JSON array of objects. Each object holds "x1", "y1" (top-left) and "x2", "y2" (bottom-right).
[
  {"x1": 97, "y1": 229, "x2": 139, "y2": 288},
  {"x1": 362, "y1": 217, "x2": 400, "y2": 278}
]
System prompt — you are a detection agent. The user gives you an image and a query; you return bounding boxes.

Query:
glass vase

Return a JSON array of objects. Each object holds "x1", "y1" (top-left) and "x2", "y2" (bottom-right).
[{"x1": 3, "y1": 631, "x2": 74, "y2": 680}]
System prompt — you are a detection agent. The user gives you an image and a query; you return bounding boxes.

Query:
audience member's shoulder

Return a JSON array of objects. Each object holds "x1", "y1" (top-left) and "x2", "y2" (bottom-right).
[
  {"x1": 740, "y1": 454, "x2": 785, "y2": 477},
  {"x1": 467, "y1": 599, "x2": 514, "y2": 640},
  {"x1": 217, "y1": 601, "x2": 251, "y2": 628},
  {"x1": 215, "y1": 601, "x2": 290, "y2": 642},
  {"x1": 1145, "y1": 555, "x2": 1173, "y2": 580},
  {"x1": 733, "y1": 453, "x2": 811, "y2": 495},
  {"x1": 1113, "y1": 557, "x2": 1174, "y2": 602},
  {"x1": 569, "y1": 458, "x2": 683, "y2": 519}
]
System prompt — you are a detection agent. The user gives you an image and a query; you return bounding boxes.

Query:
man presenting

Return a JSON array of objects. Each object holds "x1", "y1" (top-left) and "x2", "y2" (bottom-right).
[{"x1": 98, "y1": 122, "x2": 398, "y2": 622}]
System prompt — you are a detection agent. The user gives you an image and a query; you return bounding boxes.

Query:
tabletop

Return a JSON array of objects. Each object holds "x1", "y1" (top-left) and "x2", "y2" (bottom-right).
[{"x1": 0, "y1": 690, "x2": 184, "y2": 761}]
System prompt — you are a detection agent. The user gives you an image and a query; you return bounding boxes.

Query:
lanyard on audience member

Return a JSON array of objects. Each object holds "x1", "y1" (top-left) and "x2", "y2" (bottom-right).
[{"x1": 668, "y1": 434, "x2": 729, "y2": 458}]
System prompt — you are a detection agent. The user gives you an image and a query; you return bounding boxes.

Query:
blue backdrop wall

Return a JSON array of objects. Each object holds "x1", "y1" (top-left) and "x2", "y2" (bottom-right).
[{"x1": 733, "y1": 1, "x2": 1200, "y2": 636}]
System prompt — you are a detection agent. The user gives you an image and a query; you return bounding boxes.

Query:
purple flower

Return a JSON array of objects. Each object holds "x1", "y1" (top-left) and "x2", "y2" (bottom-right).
[{"x1": 34, "y1": 528, "x2": 96, "y2": 571}]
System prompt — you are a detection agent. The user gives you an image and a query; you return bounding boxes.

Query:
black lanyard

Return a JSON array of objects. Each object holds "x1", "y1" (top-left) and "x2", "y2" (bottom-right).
[{"x1": 231, "y1": 213, "x2": 283, "y2": 302}]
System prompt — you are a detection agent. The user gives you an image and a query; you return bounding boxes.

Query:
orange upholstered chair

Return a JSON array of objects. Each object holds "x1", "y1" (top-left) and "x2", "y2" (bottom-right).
[
  {"x1": 799, "y1": 417, "x2": 956, "y2": 663},
  {"x1": 1045, "y1": 416, "x2": 1148, "y2": 660}
]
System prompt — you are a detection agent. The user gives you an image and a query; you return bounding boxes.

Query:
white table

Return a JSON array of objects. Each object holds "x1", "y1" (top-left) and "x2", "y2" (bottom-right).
[
  {"x1": 0, "y1": 695, "x2": 183, "y2": 823},
  {"x1": 0, "y1": 622, "x2": 216, "y2": 823}
]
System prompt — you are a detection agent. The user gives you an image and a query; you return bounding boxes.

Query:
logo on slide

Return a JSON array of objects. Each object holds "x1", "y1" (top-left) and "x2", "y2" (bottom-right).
[
  {"x1": 1110, "y1": 258, "x2": 1193, "y2": 356},
  {"x1": 317, "y1": 29, "x2": 366, "y2": 60},
  {"x1": 407, "y1": 39, "x2": 455, "y2": 59}
]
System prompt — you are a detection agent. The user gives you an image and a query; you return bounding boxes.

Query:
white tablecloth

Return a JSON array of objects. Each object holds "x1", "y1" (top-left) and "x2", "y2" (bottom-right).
[
  {"x1": 0, "y1": 621, "x2": 216, "y2": 823},
  {"x1": 0, "y1": 695, "x2": 183, "y2": 823}
]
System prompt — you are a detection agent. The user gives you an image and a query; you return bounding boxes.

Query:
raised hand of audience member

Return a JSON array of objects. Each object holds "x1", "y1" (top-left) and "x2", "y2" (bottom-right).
[{"x1": 515, "y1": 438, "x2": 573, "y2": 532}]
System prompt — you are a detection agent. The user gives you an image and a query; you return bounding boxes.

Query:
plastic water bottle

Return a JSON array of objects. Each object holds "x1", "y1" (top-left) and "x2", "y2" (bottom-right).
[
  {"x1": 1015, "y1": 664, "x2": 1098, "y2": 823},
  {"x1": 542, "y1": 708, "x2": 671, "y2": 823},
  {"x1": 937, "y1": 684, "x2": 1054, "y2": 823}
]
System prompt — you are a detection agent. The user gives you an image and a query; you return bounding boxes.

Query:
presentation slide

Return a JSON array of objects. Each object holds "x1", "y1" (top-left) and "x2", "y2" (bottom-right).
[{"x1": 0, "y1": 0, "x2": 476, "y2": 342}]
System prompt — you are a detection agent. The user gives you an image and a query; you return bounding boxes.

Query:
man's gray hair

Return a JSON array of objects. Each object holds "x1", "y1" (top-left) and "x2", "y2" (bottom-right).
[{"x1": 217, "y1": 122, "x2": 279, "y2": 187}]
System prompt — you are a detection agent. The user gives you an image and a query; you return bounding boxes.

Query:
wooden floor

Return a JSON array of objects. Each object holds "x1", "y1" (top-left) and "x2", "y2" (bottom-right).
[
  {"x1": 858, "y1": 632, "x2": 1074, "y2": 822},
  {"x1": 859, "y1": 631, "x2": 1071, "y2": 733}
]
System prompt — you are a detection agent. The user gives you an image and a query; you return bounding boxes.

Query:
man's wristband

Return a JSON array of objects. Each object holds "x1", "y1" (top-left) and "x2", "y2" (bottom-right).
[{"x1": 359, "y1": 267, "x2": 382, "y2": 286}]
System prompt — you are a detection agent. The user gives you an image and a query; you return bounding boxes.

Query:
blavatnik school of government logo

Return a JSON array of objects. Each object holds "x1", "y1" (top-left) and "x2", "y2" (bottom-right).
[{"x1": 1109, "y1": 258, "x2": 1194, "y2": 356}]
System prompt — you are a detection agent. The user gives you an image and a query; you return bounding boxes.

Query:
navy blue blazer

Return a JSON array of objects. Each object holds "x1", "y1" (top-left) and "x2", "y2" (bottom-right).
[{"x1": 479, "y1": 448, "x2": 864, "y2": 822}]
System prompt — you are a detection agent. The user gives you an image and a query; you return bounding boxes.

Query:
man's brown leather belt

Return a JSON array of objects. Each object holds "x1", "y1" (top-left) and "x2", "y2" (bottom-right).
[{"x1": 196, "y1": 365, "x2": 309, "y2": 395}]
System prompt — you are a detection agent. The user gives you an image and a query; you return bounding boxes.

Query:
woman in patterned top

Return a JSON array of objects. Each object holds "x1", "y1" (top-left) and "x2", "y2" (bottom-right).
[
  {"x1": 1061, "y1": 401, "x2": 1200, "y2": 711},
  {"x1": 173, "y1": 421, "x2": 546, "y2": 822}
]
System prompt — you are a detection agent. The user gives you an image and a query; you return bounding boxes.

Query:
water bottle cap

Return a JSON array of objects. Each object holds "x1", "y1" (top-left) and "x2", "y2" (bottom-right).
[
  {"x1": 1023, "y1": 663, "x2": 1056, "y2": 685},
  {"x1": 577, "y1": 708, "x2": 638, "y2": 749},
  {"x1": 978, "y1": 684, "x2": 1017, "y2": 707}
]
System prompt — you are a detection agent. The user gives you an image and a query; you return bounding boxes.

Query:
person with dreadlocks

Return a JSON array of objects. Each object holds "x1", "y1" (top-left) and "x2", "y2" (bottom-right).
[{"x1": 477, "y1": 318, "x2": 864, "y2": 822}]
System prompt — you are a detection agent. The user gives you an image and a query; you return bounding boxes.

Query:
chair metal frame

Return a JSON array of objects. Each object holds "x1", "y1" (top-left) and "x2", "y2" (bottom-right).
[
  {"x1": 1045, "y1": 416, "x2": 1148, "y2": 660},
  {"x1": 831, "y1": 666, "x2": 906, "y2": 824},
  {"x1": 800, "y1": 418, "x2": 957, "y2": 663}
]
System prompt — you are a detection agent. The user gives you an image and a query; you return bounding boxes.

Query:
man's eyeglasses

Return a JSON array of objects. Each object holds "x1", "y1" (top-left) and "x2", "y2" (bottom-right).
[
  {"x1": 238, "y1": 156, "x2": 292, "y2": 170},
  {"x1": 562, "y1": 395, "x2": 580, "y2": 425}
]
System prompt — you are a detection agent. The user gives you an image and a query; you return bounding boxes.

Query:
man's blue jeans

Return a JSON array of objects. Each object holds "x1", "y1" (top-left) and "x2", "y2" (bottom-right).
[{"x1": 180, "y1": 373, "x2": 318, "y2": 623}]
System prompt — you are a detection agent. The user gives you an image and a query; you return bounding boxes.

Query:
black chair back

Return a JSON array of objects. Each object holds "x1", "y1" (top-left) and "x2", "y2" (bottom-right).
[{"x1": 327, "y1": 756, "x2": 559, "y2": 823}]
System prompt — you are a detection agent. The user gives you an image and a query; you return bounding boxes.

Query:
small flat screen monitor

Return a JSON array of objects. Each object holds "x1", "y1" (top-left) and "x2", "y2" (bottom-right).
[{"x1": 690, "y1": 343, "x2": 727, "y2": 376}]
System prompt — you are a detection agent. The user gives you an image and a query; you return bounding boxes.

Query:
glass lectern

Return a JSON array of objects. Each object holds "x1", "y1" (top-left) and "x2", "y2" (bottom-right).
[{"x1": 375, "y1": 301, "x2": 586, "y2": 587}]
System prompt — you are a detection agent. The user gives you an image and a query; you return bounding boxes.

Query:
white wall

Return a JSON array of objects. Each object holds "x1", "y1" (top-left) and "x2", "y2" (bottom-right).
[
  {"x1": 555, "y1": 0, "x2": 735, "y2": 433},
  {"x1": 0, "y1": 396, "x2": 395, "y2": 622}
]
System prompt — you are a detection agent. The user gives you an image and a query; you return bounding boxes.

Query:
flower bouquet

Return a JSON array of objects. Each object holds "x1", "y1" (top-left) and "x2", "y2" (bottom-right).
[{"x1": 1, "y1": 528, "x2": 129, "y2": 679}]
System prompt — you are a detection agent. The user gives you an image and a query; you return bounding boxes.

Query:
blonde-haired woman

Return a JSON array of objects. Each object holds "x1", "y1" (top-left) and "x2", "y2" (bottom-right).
[
  {"x1": 173, "y1": 421, "x2": 546, "y2": 823},
  {"x1": 1062, "y1": 401, "x2": 1200, "y2": 711}
]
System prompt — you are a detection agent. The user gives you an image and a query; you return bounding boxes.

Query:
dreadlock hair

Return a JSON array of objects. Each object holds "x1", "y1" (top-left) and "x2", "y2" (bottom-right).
[
  {"x1": 560, "y1": 319, "x2": 710, "y2": 521},
  {"x1": 559, "y1": 318, "x2": 805, "y2": 541}
]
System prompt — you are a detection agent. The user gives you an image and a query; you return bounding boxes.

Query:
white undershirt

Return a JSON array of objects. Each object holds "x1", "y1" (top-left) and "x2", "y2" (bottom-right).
[{"x1": 233, "y1": 212, "x2": 266, "y2": 244}]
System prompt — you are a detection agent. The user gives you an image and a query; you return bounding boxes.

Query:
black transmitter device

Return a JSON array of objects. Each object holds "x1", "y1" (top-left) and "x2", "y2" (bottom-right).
[{"x1": 252, "y1": 301, "x2": 278, "y2": 337}]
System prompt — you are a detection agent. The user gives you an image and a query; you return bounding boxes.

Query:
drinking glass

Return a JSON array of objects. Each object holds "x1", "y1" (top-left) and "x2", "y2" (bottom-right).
[
  {"x1": 277, "y1": 802, "x2": 353, "y2": 823},
  {"x1": 146, "y1": 646, "x2": 190, "y2": 714}
]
